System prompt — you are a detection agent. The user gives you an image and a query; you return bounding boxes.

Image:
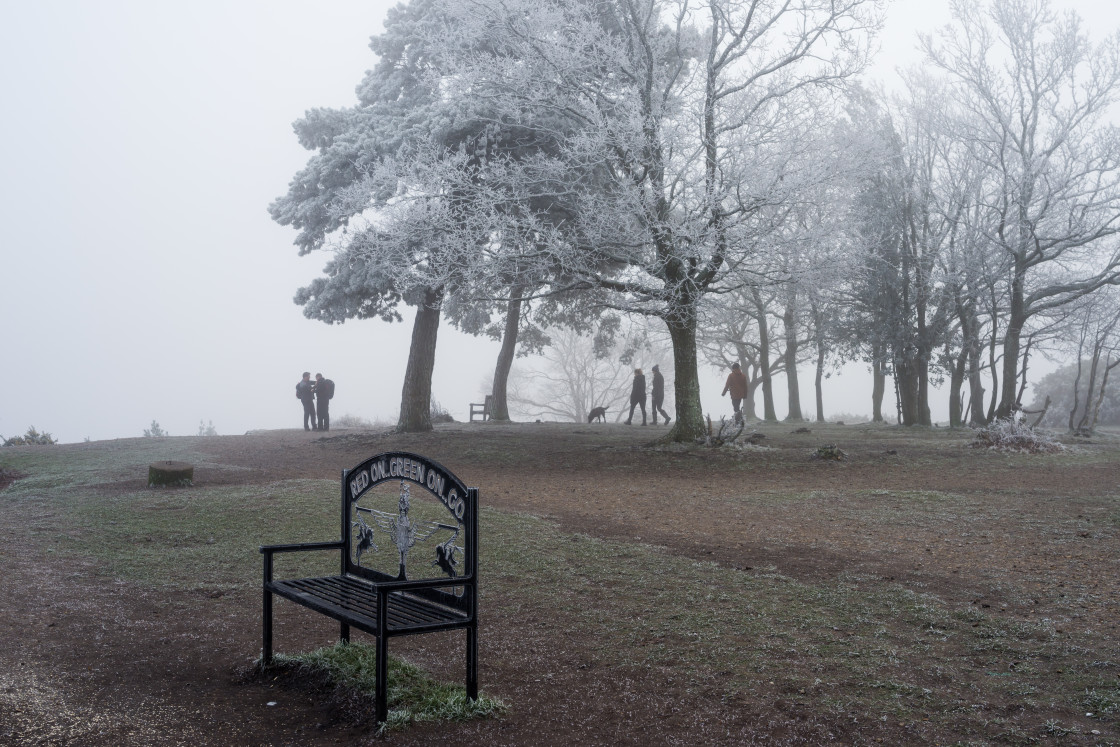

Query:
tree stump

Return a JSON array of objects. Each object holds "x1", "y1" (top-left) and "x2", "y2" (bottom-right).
[{"x1": 148, "y1": 461, "x2": 194, "y2": 487}]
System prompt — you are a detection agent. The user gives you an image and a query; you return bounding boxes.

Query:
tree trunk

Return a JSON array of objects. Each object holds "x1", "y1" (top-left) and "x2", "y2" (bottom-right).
[
  {"x1": 996, "y1": 265, "x2": 1027, "y2": 419},
  {"x1": 810, "y1": 299, "x2": 826, "y2": 423},
  {"x1": 752, "y1": 288, "x2": 778, "y2": 421},
  {"x1": 917, "y1": 354, "x2": 932, "y2": 426},
  {"x1": 814, "y1": 341, "x2": 826, "y2": 423},
  {"x1": 958, "y1": 296, "x2": 987, "y2": 426},
  {"x1": 783, "y1": 301, "x2": 803, "y2": 421},
  {"x1": 1015, "y1": 336, "x2": 1034, "y2": 412},
  {"x1": 896, "y1": 357, "x2": 920, "y2": 426},
  {"x1": 1068, "y1": 355, "x2": 1085, "y2": 433},
  {"x1": 489, "y1": 286, "x2": 523, "y2": 422},
  {"x1": 397, "y1": 287, "x2": 443, "y2": 433},
  {"x1": 742, "y1": 363, "x2": 760, "y2": 421},
  {"x1": 871, "y1": 346, "x2": 887, "y2": 423},
  {"x1": 967, "y1": 338, "x2": 986, "y2": 427},
  {"x1": 1075, "y1": 351, "x2": 1101, "y2": 434},
  {"x1": 949, "y1": 343, "x2": 966, "y2": 428},
  {"x1": 664, "y1": 308, "x2": 706, "y2": 442},
  {"x1": 986, "y1": 298, "x2": 1000, "y2": 423},
  {"x1": 997, "y1": 317, "x2": 1024, "y2": 420}
]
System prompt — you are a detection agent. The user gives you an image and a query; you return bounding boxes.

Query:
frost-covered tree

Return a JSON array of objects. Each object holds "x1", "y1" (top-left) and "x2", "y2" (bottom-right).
[
  {"x1": 1026, "y1": 289, "x2": 1120, "y2": 433},
  {"x1": 924, "y1": 0, "x2": 1120, "y2": 419},
  {"x1": 426, "y1": 0, "x2": 884, "y2": 441},
  {"x1": 270, "y1": 0, "x2": 558, "y2": 431},
  {"x1": 270, "y1": 0, "x2": 452, "y2": 432}
]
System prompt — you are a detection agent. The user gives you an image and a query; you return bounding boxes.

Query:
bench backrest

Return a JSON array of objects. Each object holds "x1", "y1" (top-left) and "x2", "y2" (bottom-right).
[{"x1": 341, "y1": 451, "x2": 477, "y2": 614}]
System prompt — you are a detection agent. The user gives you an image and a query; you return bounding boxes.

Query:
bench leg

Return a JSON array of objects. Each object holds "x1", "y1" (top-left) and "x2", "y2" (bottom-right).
[
  {"x1": 340, "y1": 622, "x2": 350, "y2": 645},
  {"x1": 375, "y1": 593, "x2": 389, "y2": 723},
  {"x1": 262, "y1": 588, "x2": 273, "y2": 665},
  {"x1": 466, "y1": 624, "x2": 478, "y2": 701}
]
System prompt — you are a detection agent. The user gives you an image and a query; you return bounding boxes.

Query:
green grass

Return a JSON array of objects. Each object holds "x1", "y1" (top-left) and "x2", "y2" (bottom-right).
[
  {"x1": 2, "y1": 477, "x2": 341, "y2": 590},
  {"x1": 4, "y1": 436, "x2": 1119, "y2": 741},
  {"x1": 4, "y1": 475, "x2": 1111, "y2": 733},
  {"x1": 480, "y1": 510, "x2": 1119, "y2": 738},
  {"x1": 267, "y1": 642, "x2": 506, "y2": 730}
]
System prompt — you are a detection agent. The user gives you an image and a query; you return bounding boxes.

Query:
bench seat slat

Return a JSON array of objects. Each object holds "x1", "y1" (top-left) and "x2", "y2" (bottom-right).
[{"x1": 270, "y1": 575, "x2": 469, "y2": 634}]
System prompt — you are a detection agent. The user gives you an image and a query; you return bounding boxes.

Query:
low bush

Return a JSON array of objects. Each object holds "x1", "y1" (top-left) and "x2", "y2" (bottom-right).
[
  {"x1": 332, "y1": 413, "x2": 376, "y2": 429},
  {"x1": 2, "y1": 426, "x2": 57, "y2": 447},
  {"x1": 143, "y1": 420, "x2": 168, "y2": 438},
  {"x1": 971, "y1": 417, "x2": 1064, "y2": 454},
  {"x1": 430, "y1": 399, "x2": 455, "y2": 424}
]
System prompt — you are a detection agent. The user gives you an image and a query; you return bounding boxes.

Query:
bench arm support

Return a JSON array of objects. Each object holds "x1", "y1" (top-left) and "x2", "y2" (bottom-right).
[{"x1": 261, "y1": 541, "x2": 345, "y2": 584}]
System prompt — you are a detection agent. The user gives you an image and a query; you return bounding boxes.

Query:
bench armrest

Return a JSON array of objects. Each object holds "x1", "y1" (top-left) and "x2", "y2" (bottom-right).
[{"x1": 261, "y1": 541, "x2": 345, "y2": 584}]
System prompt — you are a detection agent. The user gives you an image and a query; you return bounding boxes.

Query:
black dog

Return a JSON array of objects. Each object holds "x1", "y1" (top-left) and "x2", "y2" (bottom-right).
[{"x1": 588, "y1": 406, "x2": 607, "y2": 423}]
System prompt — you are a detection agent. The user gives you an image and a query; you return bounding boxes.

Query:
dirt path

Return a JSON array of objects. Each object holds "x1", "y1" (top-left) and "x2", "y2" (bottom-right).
[{"x1": 2, "y1": 423, "x2": 1118, "y2": 745}]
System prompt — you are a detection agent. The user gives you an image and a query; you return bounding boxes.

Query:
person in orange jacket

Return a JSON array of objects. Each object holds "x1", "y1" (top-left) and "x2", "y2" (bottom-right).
[{"x1": 721, "y1": 362, "x2": 748, "y2": 424}]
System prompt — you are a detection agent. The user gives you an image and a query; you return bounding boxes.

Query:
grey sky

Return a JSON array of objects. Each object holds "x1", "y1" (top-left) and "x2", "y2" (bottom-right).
[{"x1": 2, "y1": 0, "x2": 1116, "y2": 443}]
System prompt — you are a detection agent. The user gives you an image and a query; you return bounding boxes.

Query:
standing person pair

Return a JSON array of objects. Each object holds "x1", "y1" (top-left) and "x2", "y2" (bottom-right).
[
  {"x1": 295, "y1": 372, "x2": 335, "y2": 431},
  {"x1": 627, "y1": 365, "x2": 672, "y2": 425}
]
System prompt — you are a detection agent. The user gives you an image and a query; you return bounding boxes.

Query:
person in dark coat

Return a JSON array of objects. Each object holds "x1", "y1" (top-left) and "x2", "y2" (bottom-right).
[
  {"x1": 314, "y1": 372, "x2": 335, "y2": 431},
  {"x1": 651, "y1": 364, "x2": 671, "y2": 425},
  {"x1": 296, "y1": 371, "x2": 317, "y2": 431},
  {"x1": 626, "y1": 368, "x2": 647, "y2": 425},
  {"x1": 721, "y1": 362, "x2": 748, "y2": 424}
]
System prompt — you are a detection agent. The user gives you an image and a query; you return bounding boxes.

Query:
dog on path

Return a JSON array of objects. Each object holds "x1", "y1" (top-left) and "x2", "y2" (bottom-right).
[{"x1": 587, "y1": 406, "x2": 607, "y2": 423}]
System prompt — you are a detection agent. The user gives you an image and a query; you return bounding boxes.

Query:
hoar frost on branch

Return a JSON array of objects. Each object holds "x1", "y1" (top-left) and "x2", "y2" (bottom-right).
[
  {"x1": 419, "y1": 0, "x2": 885, "y2": 440},
  {"x1": 923, "y1": 0, "x2": 1120, "y2": 419}
]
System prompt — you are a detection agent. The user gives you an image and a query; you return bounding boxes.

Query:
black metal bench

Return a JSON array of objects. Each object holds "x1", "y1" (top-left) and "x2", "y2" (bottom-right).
[
  {"x1": 261, "y1": 451, "x2": 478, "y2": 723},
  {"x1": 469, "y1": 395, "x2": 493, "y2": 422}
]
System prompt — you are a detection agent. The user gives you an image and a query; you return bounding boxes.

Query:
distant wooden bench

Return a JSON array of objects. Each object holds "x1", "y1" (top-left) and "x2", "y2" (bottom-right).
[
  {"x1": 260, "y1": 451, "x2": 478, "y2": 723},
  {"x1": 469, "y1": 394, "x2": 493, "y2": 422}
]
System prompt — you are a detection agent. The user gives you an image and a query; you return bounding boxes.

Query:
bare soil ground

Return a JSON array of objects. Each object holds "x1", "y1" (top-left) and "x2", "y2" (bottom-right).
[{"x1": 1, "y1": 421, "x2": 1118, "y2": 745}]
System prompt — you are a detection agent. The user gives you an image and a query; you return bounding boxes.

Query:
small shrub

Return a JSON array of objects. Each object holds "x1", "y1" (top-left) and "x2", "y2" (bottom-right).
[
  {"x1": 702, "y1": 415, "x2": 744, "y2": 447},
  {"x1": 829, "y1": 412, "x2": 870, "y2": 424},
  {"x1": 970, "y1": 417, "x2": 1063, "y2": 454},
  {"x1": 197, "y1": 420, "x2": 218, "y2": 437},
  {"x1": 2, "y1": 426, "x2": 57, "y2": 447},
  {"x1": 143, "y1": 420, "x2": 168, "y2": 438},
  {"x1": 813, "y1": 444, "x2": 847, "y2": 461},
  {"x1": 333, "y1": 413, "x2": 375, "y2": 429},
  {"x1": 1083, "y1": 687, "x2": 1119, "y2": 717},
  {"x1": 430, "y1": 399, "x2": 455, "y2": 424}
]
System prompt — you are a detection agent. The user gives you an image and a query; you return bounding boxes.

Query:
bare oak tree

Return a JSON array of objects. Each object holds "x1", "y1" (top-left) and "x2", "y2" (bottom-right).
[{"x1": 924, "y1": 0, "x2": 1120, "y2": 419}]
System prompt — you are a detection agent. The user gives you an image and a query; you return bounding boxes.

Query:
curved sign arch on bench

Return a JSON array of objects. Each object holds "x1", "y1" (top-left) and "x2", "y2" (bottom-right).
[
  {"x1": 344, "y1": 452, "x2": 474, "y2": 589},
  {"x1": 347, "y1": 451, "x2": 469, "y2": 521}
]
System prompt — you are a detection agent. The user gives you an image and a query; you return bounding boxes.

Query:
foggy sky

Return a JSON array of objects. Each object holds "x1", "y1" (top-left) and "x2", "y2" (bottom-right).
[{"x1": 2, "y1": 0, "x2": 1115, "y2": 443}]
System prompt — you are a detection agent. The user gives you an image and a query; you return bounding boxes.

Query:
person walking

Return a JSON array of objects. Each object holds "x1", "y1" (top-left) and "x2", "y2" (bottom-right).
[
  {"x1": 626, "y1": 368, "x2": 647, "y2": 425},
  {"x1": 721, "y1": 362, "x2": 748, "y2": 424},
  {"x1": 651, "y1": 364, "x2": 671, "y2": 425},
  {"x1": 314, "y1": 373, "x2": 335, "y2": 432},
  {"x1": 296, "y1": 371, "x2": 317, "y2": 431}
]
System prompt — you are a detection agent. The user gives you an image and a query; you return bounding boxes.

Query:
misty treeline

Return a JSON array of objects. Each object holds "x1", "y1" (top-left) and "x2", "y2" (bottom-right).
[{"x1": 271, "y1": 0, "x2": 1120, "y2": 441}]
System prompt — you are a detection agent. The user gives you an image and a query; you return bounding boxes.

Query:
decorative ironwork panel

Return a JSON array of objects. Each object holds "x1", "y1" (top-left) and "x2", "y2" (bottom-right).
[{"x1": 344, "y1": 452, "x2": 469, "y2": 587}]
